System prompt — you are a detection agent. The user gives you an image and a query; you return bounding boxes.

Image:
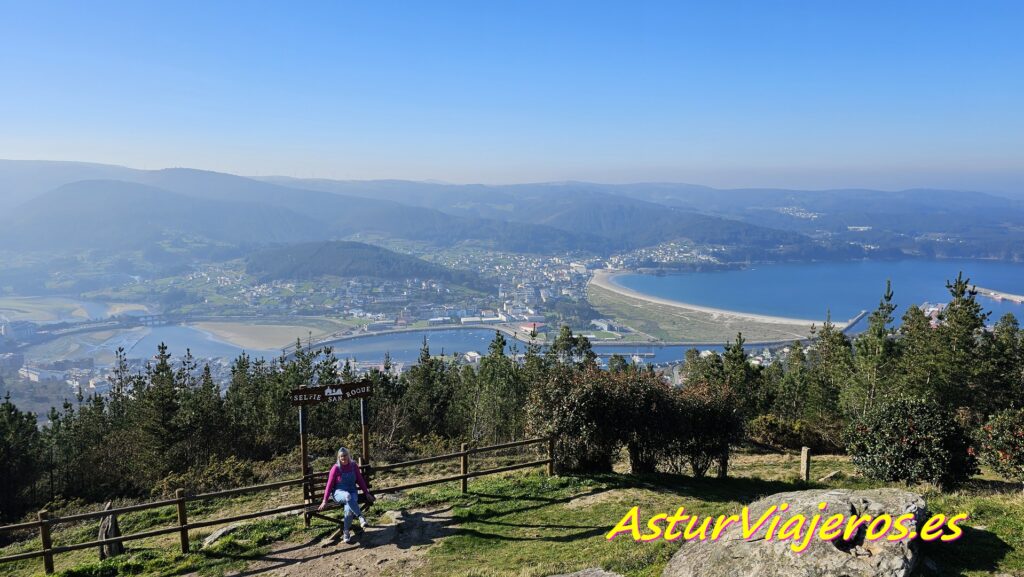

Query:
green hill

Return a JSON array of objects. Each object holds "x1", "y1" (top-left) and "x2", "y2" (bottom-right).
[{"x1": 247, "y1": 241, "x2": 492, "y2": 291}]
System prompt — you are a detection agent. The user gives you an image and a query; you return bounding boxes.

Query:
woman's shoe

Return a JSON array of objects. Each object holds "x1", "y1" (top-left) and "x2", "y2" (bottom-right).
[
  {"x1": 359, "y1": 516, "x2": 368, "y2": 528},
  {"x1": 342, "y1": 530, "x2": 351, "y2": 543}
]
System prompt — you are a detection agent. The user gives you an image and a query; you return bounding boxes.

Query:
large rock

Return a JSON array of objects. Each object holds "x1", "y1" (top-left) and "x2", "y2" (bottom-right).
[{"x1": 663, "y1": 489, "x2": 926, "y2": 577}]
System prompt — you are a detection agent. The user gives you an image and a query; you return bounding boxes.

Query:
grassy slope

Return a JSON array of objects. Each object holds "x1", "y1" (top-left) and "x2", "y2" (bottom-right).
[{"x1": 3, "y1": 453, "x2": 1023, "y2": 577}]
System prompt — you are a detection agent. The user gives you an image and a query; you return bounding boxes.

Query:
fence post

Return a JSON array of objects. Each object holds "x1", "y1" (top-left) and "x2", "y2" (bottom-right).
[
  {"x1": 460, "y1": 443, "x2": 468, "y2": 493},
  {"x1": 547, "y1": 437, "x2": 555, "y2": 476},
  {"x1": 175, "y1": 489, "x2": 189, "y2": 554},
  {"x1": 38, "y1": 510, "x2": 54, "y2": 574},
  {"x1": 800, "y1": 447, "x2": 811, "y2": 483}
]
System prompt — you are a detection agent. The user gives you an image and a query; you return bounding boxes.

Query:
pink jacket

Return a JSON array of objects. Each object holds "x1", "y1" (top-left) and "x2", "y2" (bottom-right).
[{"x1": 321, "y1": 461, "x2": 371, "y2": 506}]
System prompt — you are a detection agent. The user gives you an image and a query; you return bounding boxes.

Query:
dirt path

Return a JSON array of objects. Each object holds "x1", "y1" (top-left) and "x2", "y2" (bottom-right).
[{"x1": 231, "y1": 507, "x2": 457, "y2": 577}]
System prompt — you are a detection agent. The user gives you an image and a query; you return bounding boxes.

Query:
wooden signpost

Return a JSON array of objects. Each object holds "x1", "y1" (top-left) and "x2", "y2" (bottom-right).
[{"x1": 291, "y1": 377, "x2": 374, "y2": 480}]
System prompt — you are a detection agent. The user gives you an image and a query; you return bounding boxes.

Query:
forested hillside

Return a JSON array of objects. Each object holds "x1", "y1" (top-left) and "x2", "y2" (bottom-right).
[{"x1": 247, "y1": 241, "x2": 492, "y2": 291}]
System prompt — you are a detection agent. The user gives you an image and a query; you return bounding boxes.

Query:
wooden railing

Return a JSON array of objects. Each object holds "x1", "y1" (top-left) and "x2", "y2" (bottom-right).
[{"x1": 0, "y1": 436, "x2": 554, "y2": 574}]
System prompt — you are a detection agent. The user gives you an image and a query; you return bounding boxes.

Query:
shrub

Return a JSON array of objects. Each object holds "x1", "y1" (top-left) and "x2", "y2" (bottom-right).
[
  {"x1": 527, "y1": 366, "x2": 621, "y2": 473},
  {"x1": 976, "y1": 408, "x2": 1024, "y2": 485},
  {"x1": 844, "y1": 396, "x2": 978, "y2": 489},
  {"x1": 657, "y1": 381, "x2": 743, "y2": 478},
  {"x1": 152, "y1": 456, "x2": 259, "y2": 497},
  {"x1": 748, "y1": 415, "x2": 841, "y2": 453},
  {"x1": 602, "y1": 368, "x2": 679, "y2": 474},
  {"x1": 679, "y1": 381, "x2": 744, "y2": 477},
  {"x1": 527, "y1": 365, "x2": 742, "y2": 477}
]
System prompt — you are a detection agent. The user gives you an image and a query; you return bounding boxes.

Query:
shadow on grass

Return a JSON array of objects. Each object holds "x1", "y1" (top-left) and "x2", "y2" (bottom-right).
[
  {"x1": 916, "y1": 525, "x2": 1012, "y2": 577},
  {"x1": 962, "y1": 478, "x2": 1024, "y2": 495},
  {"x1": 594, "y1": 471, "x2": 815, "y2": 505}
]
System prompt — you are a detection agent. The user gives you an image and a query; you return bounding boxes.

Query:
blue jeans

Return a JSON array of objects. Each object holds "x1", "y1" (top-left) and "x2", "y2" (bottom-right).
[{"x1": 332, "y1": 489, "x2": 362, "y2": 533}]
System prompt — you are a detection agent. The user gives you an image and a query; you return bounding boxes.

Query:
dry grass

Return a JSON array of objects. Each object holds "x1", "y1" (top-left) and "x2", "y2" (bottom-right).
[{"x1": 587, "y1": 284, "x2": 815, "y2": 343}]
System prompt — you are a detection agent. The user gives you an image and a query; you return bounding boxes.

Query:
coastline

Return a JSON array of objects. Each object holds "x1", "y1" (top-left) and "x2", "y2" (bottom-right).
[{"x1": 590, "y1": 269, "x2": 847, "y2": 328}]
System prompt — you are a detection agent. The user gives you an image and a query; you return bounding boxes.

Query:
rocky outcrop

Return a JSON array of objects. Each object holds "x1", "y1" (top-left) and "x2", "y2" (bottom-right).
[{"x1": 663, "y1": 489, "x2": 926, "y2": 577}]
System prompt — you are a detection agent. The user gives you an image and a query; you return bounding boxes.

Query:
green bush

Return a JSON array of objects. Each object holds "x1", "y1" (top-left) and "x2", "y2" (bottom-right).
[
  {"x1": 527, "y1": 366, "x2": 621, "y2": 473},
  {"x1": 976, "y1": 408, "x2": 1024, "y2": 485},
  {"x1": 844, "y1": 396, "x2": 978, "y2": 489},
  {"x1": 663, "y1": 380, "x2": 744, "y2": 478},
  {"x1": 748, "y1": 415, "x2": 840, "y2": 453},
  {"x1": 608, "y1": 369, "x2": 679, "y2": 474},
  {"x1": 152, "y1": 456, "x2": 259, "y2": 497}
]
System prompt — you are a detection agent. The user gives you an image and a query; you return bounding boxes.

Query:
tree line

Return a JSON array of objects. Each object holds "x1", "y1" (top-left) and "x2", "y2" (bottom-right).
[{"x1": 2, "y1": 272, "x2": 1023, "y2": 522}]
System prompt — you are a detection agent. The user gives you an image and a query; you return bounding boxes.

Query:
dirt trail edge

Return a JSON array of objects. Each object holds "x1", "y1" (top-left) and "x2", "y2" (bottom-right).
[{"x1": 233, "y1": 507, "x2": 457, "y2": 577}]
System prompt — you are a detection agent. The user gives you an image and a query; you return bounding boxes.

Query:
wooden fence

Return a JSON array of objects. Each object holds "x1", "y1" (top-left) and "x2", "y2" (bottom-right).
[{"x1": 0, "y1": 436, "x2": 554, "y2": 575}]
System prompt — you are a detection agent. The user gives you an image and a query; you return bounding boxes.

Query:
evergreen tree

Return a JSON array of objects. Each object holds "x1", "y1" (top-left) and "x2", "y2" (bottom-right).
[
  {"x1": 978, "y1": 313, "x2": 1024, "y2": 414},
  {"x1": 608, "y1": 353, "x2": 629, "y2": 373},
  {"x1": 547, "y1": 326, "x2": 597, "y2": 368},
  {"x1": 172, "y1": 362, "x2": 225, "y2": 470},
  {"x1": 896, "y1": 304, "x2": 942, "y2": 400},
  {"x1": 935, "y1": 272, "x2": 990, "y2": 415},
  {"x1": 772, "y1": 341, "x2": 808, "y2": 421},
  {"x1": 472, "y1": 332, "x2": 524, "y2": 443},
  {"x1": 723, "y1": 332, "x2": 761, "y2": 415},
  {"x1": 0, "y1": 390, "x2": 41, "y2": 519},
  {"x1": 520, "y1": 328, "x2": 548, "y2": 393},
  {"x1": 805, "y1": 314, "x2": 852, "y2": 437},
  {"x1": 402, "y1": 339, "x2": 459, "y2": 436},
  {"x1": 681, "y1": 349, "x2": 725, "y2": 387},
  {"x1": 848, "y1": 281, "x2": 900, "y2": 418},
  {"x1": 132, "y1": 342, "x2": 180, "y2": 484}
]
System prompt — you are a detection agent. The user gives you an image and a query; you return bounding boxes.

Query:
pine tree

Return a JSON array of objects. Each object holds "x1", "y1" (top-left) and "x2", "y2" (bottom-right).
[
  {"x1": 547, "y1": 326, "x2": 597, "y2": 368},
  {"x1": 773, "y1": 341, "x2": 808, "y2": 421},
  {"x1": 172, "y1": 363, "x2": 225, "y2": 470},
  {"x1": 935, "y1": 272, "x2": 990, "y2": 414},
  {"x1": 723, "y1": 332, "x2": 760, "y2": 415},
  {"x1": 0, "y1": 391, "x2": 41, "y2": 519},
  {"x1": 977, "y1": 313, "x2": 1024, "y2": 415},
  {"x1": 521, "y1": 328, "x2": 548, "y2": 393},
  {"x1": 896, "y1": 304, "x2": 941, "y2": 400},
  {"x1": 402, "y1": 339, "x2": 459, "y2": 436},
  {"x1": 473, "y1": 331, "x2": 524, "y2": 443},
  {"x1": 848, "y1": 281, "x2": 900, "y2": 418},
  {"x1": 805, "y1": 314, "x2": 852, "y2": 438},
  {"x1": 608, "y1": 354, "x2": 629, "y2": 373},
  {"x1": 133, "y1": 342, "x2": 180, "y2": 483}
]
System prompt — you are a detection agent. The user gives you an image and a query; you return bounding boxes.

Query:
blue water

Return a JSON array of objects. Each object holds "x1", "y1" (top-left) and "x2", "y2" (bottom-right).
[
  {"x1": 125, "y1": 326, "x2": 276, "y2": 360},
  {"x1": 93, "y1": 259, "x2": 1024, "y2": 367},
  {"x1": 613, "y1": 260, "x2": 1024, "y2": 323},
  {"x1": 326, "y1": 328, "x2": 722, "y2": 366}
]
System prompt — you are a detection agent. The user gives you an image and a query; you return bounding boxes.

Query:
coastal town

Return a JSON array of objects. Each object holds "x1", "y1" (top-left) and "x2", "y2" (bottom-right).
[{"x1": 5, "y1": 247, "x2": 1013, "y2": 421}]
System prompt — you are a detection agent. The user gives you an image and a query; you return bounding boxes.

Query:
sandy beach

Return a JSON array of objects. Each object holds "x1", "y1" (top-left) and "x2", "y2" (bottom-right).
[
  {"x1": 191, "y1": 322, "x2": 330, "y2": 350},
  {"x1": 590, "y1": 269, "x2": 845, "y2": 328}
]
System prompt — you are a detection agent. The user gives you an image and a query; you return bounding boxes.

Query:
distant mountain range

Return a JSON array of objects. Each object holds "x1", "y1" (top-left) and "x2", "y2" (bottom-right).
[{"x1": 2, "y1": 159, "x2": 1022, "y2": 261}]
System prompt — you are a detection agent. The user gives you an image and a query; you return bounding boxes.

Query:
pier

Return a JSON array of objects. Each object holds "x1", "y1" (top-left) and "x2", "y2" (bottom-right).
[{"x1": 976, "y1": 287, "x2": 1024, "y2": 304}]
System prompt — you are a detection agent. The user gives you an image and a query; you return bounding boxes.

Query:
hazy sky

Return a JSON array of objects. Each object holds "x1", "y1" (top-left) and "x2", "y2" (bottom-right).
[{"x1": 1, "y1": 1, "x2": 1022, "y2": 192}]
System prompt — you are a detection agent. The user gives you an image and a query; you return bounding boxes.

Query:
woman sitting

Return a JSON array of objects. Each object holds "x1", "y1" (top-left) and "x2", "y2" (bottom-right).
[{"x1": 318, "y1": 446, "x2": 375, "y2": 543}]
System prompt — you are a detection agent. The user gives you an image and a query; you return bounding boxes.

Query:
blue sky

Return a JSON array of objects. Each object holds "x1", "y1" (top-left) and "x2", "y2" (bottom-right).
[{"x1": 1, "y1": 1, "x2": 1022, "y2": 191}]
